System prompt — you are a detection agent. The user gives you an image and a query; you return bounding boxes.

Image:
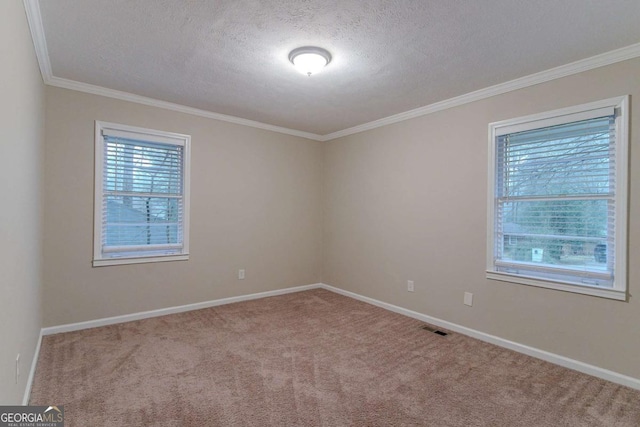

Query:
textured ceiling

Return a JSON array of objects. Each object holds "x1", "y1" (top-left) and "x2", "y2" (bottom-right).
[{"x1": 37, "y1": 0, "x2": 640, "y2": 136}]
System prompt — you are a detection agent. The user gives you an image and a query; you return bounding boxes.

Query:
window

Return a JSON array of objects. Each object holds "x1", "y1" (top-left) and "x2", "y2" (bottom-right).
[
  {"x1": 487, "y1": 97, "x2": 628, "y2": 300},
  {"x1": 94, "y1": 122, "x2": 190, "y2": 266}
]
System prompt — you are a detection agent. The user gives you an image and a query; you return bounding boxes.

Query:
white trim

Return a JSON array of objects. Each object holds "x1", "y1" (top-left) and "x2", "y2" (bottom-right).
[
  {"x1": 22, "y1": 329, "x2": 43, "y2": 405},
  {"x1": 34, "y1": 282, "x2": 640, "y2": 391},
  {"x1": 41, "y1": 284, "x2": 323, "y2": 335},
  {"x1": 486, "y1": 96, "x2": 629, "y2": 298},
  {"x1": 49, "y1": 77, "x2": 324, "y2": 141},
  {"x1": 615, "y1": 96, "x2": 630, "y2": 301},
  {"x1": 22, "y1": 0, "x2": 51, "y2": 83},
  {"x1": 21, "y1": 0, "x2": 323, "y2": 142},
  {"x1": 101, "y1": 126, "x2": 189, "y2": 146},
  {"x1": 22, "y1": 0, "x2": 322, "y2": 142},
  {"x1": 181, "y1": 126, "x2": 191, "y2": 263},
  {"x1": 93, "y1": 121, "x2": 191, "y2": 266},
  {"x1": 321, "y1": 44, "x2": 640, "y2": 141},
  {"x1": 489, "y1": 96, "x2": 624, "y2": 134},
  {"x1": 22, "y1": 0, "x2": 640, "y2": 142},
  {"x1": 93, "y1": 121, "x2": 103, "y2": 266},
  {"x1": 486, "y1": 271, "x2": 626, "y2": 301},
  {"x1": 320, "y1": 284, "x2": 640, "y2": 391},
  {"x1": 486, "y1": 136, "x2": 498, "y2": 276},
  {"x1": 494, "y1": 105, "x2": 614, "y2": 137},
  {"x1": 92, "y1": 254, "x2": 189, "y2": 267}
]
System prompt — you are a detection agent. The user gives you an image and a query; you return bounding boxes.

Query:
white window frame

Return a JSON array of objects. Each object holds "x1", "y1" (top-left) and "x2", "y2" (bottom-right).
[
  {"x1": 93, "y1": 121, "x2": 191, "y2": 267},
  {"x1": 486, "y1": 96, "x2": 628, "y2": 300}
]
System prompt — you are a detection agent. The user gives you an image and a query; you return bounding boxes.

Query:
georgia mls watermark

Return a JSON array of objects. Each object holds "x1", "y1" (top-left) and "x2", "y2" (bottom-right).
[{"x1": 0, "y1": 406, "x2": 64, "y2": 427}]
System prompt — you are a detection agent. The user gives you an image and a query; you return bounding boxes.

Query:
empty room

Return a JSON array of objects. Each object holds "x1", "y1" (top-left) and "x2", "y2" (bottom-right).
[{"x1": 2, "y1": 0, "x2": 640, "y2": 425}]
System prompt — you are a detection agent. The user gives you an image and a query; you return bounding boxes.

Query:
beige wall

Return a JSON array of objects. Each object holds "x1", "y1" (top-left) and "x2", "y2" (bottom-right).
[
  {"x1": 323, "y1": 58, "x2": 640, "y2": 379},
  {"x1": 0, "y1": 0, "x2": 632, "y2": 403},
  {"x1": 39, "y1": 42, "x2": 639, "y2": 380},
  {"x1": 0, "y1": 2, "x2": 45, "y2": 404},
  {"x1": 43, "y1": 88, "x2": 323, "y2": 326}
]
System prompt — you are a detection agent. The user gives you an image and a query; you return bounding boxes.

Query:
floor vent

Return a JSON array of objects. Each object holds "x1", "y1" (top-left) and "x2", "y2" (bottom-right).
[{"x1": 422, "y1": 325, "x2": 448, "y2": 336}]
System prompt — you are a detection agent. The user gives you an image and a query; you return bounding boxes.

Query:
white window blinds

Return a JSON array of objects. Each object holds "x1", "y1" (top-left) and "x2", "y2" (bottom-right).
[
  {"x1": 94, "y1": 122, "x2": 190, "y2": 266},
  {"x1": 492, "y1": 109, "x2": 620, "y2": 288}
]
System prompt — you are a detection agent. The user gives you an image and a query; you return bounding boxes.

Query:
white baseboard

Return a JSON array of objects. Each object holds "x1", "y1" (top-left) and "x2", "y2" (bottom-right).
[
  {"x1": 320, "y1": 283, "x2": 640, "y2": 391},
  {"x1": 22, "y1": 328, "x2": 43, "y2": 405},
  {"x1": 41, "y1": 283, "x2": 322, "y2": 336},
  {"x1": 22, "y1": 283, "x2": 316, "y2": 403},
  {"x1": 28, "y1": 281, "x2": 639, "y2": 398}
]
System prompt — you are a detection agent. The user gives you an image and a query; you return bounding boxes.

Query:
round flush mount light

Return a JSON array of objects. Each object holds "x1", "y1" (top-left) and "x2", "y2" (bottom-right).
[{"x1": 289, "y1": 46, "x2": 332, "y2": 76}]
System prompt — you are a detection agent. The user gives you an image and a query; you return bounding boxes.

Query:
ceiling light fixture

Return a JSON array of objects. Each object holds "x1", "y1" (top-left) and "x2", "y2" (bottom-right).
[{"x1": 289, "y1": 46, "x2": 332, "y2": 76}]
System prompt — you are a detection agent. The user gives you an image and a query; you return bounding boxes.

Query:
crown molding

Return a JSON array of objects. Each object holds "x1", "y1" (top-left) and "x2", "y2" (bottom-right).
[
  {"x1": 23, "y1": 0, "x2": 640, "y2": 143},
  {"x1": 47, "y1": 76, "x2": 324, "y2": 140},
  {"x1": 22, "y1": 0, "x2": 323, "y2": 141},
  {"x1": 23, "y1": 0, "x2": 52, "y2": 82},
  {"x1": 320, "y1": 42, "x2": 640, "y2": 141}
]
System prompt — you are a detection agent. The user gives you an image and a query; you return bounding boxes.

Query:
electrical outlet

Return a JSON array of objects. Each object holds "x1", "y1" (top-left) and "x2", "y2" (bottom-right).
[
  {"x1": 407, "y1": 280, "x2": 415, "y2": 292},
  {"x1": 464, "y1": 292, "x2": 473, "y2": 307},
  {"x1": 238, "y1": 269, "x2": 245, "y2": 280},
  {"x1": 15, "y1": 354, "x2": 20, "y2": 384}
]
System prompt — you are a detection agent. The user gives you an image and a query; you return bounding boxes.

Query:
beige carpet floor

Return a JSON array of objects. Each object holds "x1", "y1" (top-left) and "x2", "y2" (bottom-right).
[{"x1": 30, "y1": 288, "x2": 640, "y2": 426}]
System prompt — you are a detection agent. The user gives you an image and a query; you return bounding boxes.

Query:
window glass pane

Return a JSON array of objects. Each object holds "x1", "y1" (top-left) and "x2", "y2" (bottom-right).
[
  {"x1": 497, "y1": 117, "x2": 613, "y2": 198},
  {"x1": 500, "y1": 199, "x2": 609, "y2": 271},
  {"x1": 493, "y1": 114, "x2": 616, "y2": 288},
  {"x1": 104, "y1": 137, "x2": 183, "y2": 195},
  {"x1": 94, "y1": 123, "x2": 190, "y2": 265},
  {"x1": 104, "y1": 196, "x2": 181, "y2": 247},
  {"x1": 102, "y1": 135, "x2": 184, "y2": 255}
]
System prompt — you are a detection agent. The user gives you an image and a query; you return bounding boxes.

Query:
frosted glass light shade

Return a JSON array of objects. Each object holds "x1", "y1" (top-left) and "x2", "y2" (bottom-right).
[{"x1": 289, "y1": 47, "x2": 331, "y2": 76}]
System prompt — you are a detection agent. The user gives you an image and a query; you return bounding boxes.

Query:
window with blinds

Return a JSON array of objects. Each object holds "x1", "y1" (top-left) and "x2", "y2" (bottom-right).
[
  {"x1": 487, "y1": 97, "x2": 628, "y2": 299},
  {"x1": 94, "y1": 122, "x2": 190, "y2": 266}
]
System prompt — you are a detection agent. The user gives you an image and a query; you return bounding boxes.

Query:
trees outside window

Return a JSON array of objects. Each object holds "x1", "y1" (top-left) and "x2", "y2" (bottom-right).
[
  {"x1": 487, "y1": 97, "x2": 628, "y2": 300},
  {"x1": 94, "y1": 122, "x2": 191, "y2": 266}
]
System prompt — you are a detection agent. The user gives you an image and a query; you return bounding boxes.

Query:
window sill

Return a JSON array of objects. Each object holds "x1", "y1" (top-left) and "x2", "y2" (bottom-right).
[
  {"x1": 486, "y1": 271, "x2": 626, "y2": 301},
  {"x1": 93, "y1": 254, "x2": 189, "y2": 267}
]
